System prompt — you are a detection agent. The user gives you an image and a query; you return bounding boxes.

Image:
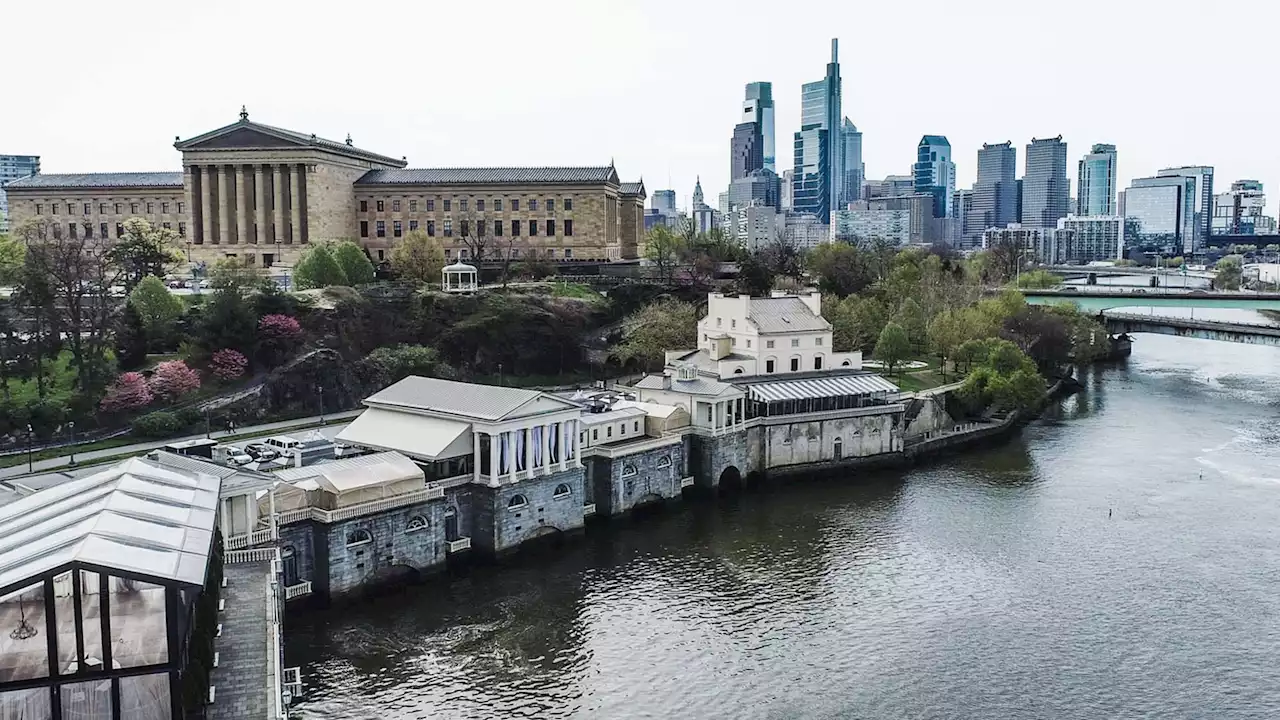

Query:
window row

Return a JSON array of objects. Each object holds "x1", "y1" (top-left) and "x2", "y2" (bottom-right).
[
  {"x1": 362, "y1": 218, "x2": 573, "y2": 239},
  {"x1": 507, "y1": 484, "x2": 573, "y2": 511},
  {"x1": 53, "y1": 221, "x2": 186, "y2": 240},
  {"x1": 762, "y1": 355, "x2": 826, "y2": 373},
  {"x1": 583, "y1": 420, "x2": 642, "y2": 443},
  {"x1": 35, "y1": 201, "x2": 183, "y2": 216},
  {"x1": 362, "y1": 197, "x2": 573, "y2": 213}
]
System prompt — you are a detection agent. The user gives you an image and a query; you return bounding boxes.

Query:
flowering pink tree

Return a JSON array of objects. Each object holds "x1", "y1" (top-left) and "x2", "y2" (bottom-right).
[
  {"x1": 258, "y1": 314, "x2": 302, "y2": 341},
  {"x1": 149, "y1": 360, "x2": 202, "y2": 401},
  {"x1": 100, "y1": 372, "x2": 154, "y2": 412},
  {"x1": 210, "y1": 349, "x2": 249, "y2": 381}
]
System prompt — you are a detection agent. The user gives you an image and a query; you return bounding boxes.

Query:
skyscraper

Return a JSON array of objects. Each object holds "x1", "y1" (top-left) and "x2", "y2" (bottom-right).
[
  {"x1": 913, "y1": 135, "x2": 955, "y2": 218},
  {"x1": 1022, "y1": 136, "x2": 1069, "y2": 229},
  {"x1": 792, "y1": 39, "x2": 842, "y2": 219},
  {"x1": 1157, "y1": 166, "x2": 1213, "y2": 250},
  {"x1": 1212, "y1": 180, "x2": 1276, "y2": 236},
  {"x1": 1076, "y1": 143, "x2": 1117, "y2": 216},
  {"x1": 967, "y1": 141, "x2": 1018, "y2": 247},
  {"x1": 743, "y1": 82, "x2": 776, "y2": 173},
  {"x1": 1124, "y1": 175, "x2": 1196, "y2": 254},
  {"x1": 840, "y1": 118, "x2": 863, "y2": 205},
  {"x1": 731, "y1": 122, "x2": 763, "y2": 180},
  {"x1": 0, "y1": 154, "x2": 41, "y2": 233}
]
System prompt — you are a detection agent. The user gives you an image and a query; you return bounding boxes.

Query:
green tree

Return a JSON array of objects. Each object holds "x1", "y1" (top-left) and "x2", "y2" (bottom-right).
[
  {"x1": 1015, "y1": 269, "x2": 1062, "y2": 289},
  {"x1": 613, "y1": 298, "x2": 699, "y2": 370},
  {"x1": 363, "y1": 345, "x2": 454, "y2": 384},
  {"x1": 643, "y1": 226, "x2": 685, "y2": 284},
  {"x1": 0, "y1": 233, "x2": 26, "y2": 286},
  {"x1": 292, "y1": 244, "x2": 348, "y2": 289},
  {"x1": 736, "y1": 251, "x2": 775, "y2": 297},
  {"x1": 927, "y1": 309, "x2": 966, "y2": 380},
  {"x1": 208, "y1": 257, "x2": 267, "y2": 295},
  {"x1": 199, "y1": 288, "x2": 257, "y2": 356},
  {"x1": 806, "y1": 242, "x2": 874, "y2": 297},
  {"x1": 128, "y1": 276, "x2": 185, "y2": 346},
  {"x1": 115, "y1": 302, "x2": 148, "y2": 371},
  {"x1": 109, "y1": 218, "x2": 183, "y2": 292},
  {"x1": 332, "y1": 240, "x2": 376, "y2": 286},
  {"x1": 892, "y1": 297, "x2": 927, "y2": 353},
  {"x1": 873, "y1": 321, "x2": 910, "y2": 379},
  {"x1": 390, "y1": 230, "x2": 445, "y2": 284},
  {"x1": 992, "y1": 368, "x2": 1047, "y2": 411},
  {"x1": 1213, "y1": 255, "x2": 1243, "y2": 290}
]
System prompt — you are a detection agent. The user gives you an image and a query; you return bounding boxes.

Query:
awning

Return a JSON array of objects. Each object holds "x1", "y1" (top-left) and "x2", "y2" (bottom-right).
[
  {"x1": 747, "y1": 374, "x2": 900, "y2": 403},
  {"x1": 336, "y1": 408, "x2": 473, "y2": 461}
]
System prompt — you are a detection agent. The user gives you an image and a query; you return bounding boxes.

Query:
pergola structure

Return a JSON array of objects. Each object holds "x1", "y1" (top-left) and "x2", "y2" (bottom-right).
[{"x1": 441, "y1": 261, "x2": 478, "y2": 293}]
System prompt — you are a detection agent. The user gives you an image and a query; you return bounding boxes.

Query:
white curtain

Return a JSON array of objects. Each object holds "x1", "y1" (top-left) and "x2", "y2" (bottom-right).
[
  {"x1": 59, "y1": 679, "x2": 111, "y2": 720},
  {"x1": 118, "y1": 673, "x2": 170, "y2": 720},
  {"x1": 549, "y1": 423, "x2": 560, "y2": 463},
  {"x1": 515, "y1": 430, "x2": 526, "y2": 471},
  {"x1": 531, "y1": 426, "x2": 544, "y2": 467},
  {"x1": 499, "y1": 432, "x2": 511, "y2": 474},
  {"x1": 0, "y1": 687, "x2": 51, "y2": 720}
]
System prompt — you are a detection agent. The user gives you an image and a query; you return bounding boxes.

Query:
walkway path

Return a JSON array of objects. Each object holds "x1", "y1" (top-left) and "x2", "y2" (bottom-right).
[
  {"x1": 0, "y1": 410, "x2": 361, "y2": 479},
  {"x1": 207, "y1": 560, "x2": 279, "y2": 720}
]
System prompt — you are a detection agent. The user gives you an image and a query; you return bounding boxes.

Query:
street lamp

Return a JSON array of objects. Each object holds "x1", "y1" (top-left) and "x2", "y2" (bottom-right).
[
  {"x1": 68, "y1": 421, "x2": 76, "y2": 467},
  {"x1": 317, "y1": 385, "x2": 325, "y2": 424},
  {"x1": 26, "y1": 424, "x2": 33, "y2": 474}
]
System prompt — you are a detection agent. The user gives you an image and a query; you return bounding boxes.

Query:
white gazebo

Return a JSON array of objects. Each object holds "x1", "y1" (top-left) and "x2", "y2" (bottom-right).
[{"x1": 442, "y1": 261, "x2": 478, "y2": 293}]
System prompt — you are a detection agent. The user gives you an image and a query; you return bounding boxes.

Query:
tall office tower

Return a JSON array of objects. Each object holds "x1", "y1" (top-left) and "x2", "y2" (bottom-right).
[
  {"x1": 913, "y1": 135, "x2": 955, "y2": 218},
  {"x1": 1212, "y1": 180, "x2": 1276, "y2": 236},
  {"x1": 1016, "y1": 178, "x2": 1023, "y2": 222},
  {"x1": 1022, "y1": 136, "x2": 1069, "y2": 229},
  {"x1": 966, "y1": 141, "x2": 1018, "y2": 247},
  {"x1": 1157, "y1": 166, "x2": 1214, "y2": 250},
  {"x1": 793, "y1": 39, "x2": 842, "y2": 218},
  {"x1": 731, "y1": 121, "x2": 763, "y2": 181},
  {"x1": 0, "y1": 154, "x2": 41, "y2": 233},
  {"x1": 652, "y1": 189, "x2": 677, "y2": 215},
  {"x1": 780, "y1": 169, "x2": 795, "y2": 211},
  {"x1": 840, "y1": 118, "x2": 864, "y2": 205},
  {"x1": 1076, "y1": 143, "x2": 1118, "y2": 216},
  {"x1": 743, "y1": 82, "x2": 776, "y2": 172},
  {"x1": 1125, "y1": 175, "x2": 1197, "y2": 254}
]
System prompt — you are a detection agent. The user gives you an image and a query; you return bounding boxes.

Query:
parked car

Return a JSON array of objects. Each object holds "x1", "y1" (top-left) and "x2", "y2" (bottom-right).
[{"x1": 245, "y1": 444, "x2": 278, "y2": 461}]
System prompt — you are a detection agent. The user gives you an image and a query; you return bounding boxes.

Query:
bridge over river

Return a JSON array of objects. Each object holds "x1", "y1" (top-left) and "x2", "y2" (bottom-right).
[
  {"x1": 1102, "y1": 313, "x2": 1280, "y2": 347},
  {"x1": 1023, "y1": 289, "x2": 1280, "y2": 312}
]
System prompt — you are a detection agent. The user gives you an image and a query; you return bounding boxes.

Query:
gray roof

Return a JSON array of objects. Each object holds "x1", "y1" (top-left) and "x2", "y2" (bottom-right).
[
  {"x1": 746, "y1": 373, "x2": 900, "y2": 403},
  {"x1": 670, "y1": 349, "x2": 754, "y2": 375},
  {"x1": 0, "y1": 456, "x2": 221, "y2": 593},
  {"x1": 4, "y1": 171, "x2": 183, "y2": 190},
  {"x1": 747, "y1": 297, "x2": 830, "y2": 333},
  {"x1": 355, "y1": 166, "x2": 620, "y2": 187},
  {"x1": 175, "y1": 117, "x2": 406, "y2": 168},
  {"x1": 364, "y1": 376, "x2": 577, "y2": 422},
  {"x1": 148, "y1": 451, "x2": 274, "y2": 496},
  {"x1": 620, "y1": 181, "x2": 646, "y2": 197},
  {"x1": 633, "y1": 374, "x2": 741, "y2": 397}
]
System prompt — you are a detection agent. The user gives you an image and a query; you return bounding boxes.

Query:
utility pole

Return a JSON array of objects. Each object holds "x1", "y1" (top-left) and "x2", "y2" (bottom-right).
[{"x1": 68, "y1": 421, "x2": 76, "y2": 468}]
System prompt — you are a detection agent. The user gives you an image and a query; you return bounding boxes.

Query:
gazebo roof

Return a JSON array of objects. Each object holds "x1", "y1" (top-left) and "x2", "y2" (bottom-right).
[{"x1": 443, "y1": 261, "x2": 477, "y2": 272}]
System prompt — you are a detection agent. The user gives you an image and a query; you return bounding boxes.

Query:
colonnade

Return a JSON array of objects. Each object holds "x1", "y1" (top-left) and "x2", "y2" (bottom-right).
[{"x1": 189, "y1": 162, "x2": 305, "y2": 246}]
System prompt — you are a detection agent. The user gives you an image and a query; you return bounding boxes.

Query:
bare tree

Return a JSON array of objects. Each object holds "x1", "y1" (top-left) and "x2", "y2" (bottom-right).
[{"x1": 455, "y1": 216, "x2": 489, "y2": 266}]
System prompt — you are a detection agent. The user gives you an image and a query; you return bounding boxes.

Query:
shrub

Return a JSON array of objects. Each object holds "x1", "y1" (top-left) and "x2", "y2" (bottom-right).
[
  {"x1": 150, "y1": 360, "x2": 202, "y2": 401},
  {"x1": 131, "y1": 411, "x2": 182, "y2": 438},
  {"x1": 258, "y1": 314, "x2": 302, "y2": 341},
  {"x1": 100, "y1": 372, "x2": 154, "y2": 413},
  {"x1": 210, "y1": 349, "x2": 249, "y2": 381}
]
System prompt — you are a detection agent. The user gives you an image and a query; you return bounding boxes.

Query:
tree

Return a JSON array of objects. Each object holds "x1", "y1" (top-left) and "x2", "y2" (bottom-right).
[
  {"x1": 1015, "y1": 269, "x2": 1061, "y2": 289},
  {"x1": 613, "y1": 298, "x2": 699, "y2": 370},
  {"x1": 209, "y1": 257, "x2": 267, "y2": 295},
  {"x1": 873, "y1": 321, "x2": 910, "y2": 379},
  {"x1": 252, "y1": 281, "x2": 296, "y2": 317},
  {"x1": 515, "y1": 248, "x2": 557, "y2": 281},
  {"x1": 927, "y1": 310, "x2": 966, "y2": 380},
  {"x1": 389, "y1": 230, "x2": 445, "y2": 284},
  {"x1": 806, "y1": 242, "x2": 875, "y2": 297},
  {"x1": 149, "y1": 360, "x2": 201, "y2": 401},
  {"x1": 100, "y1": 372, "x2": 154, "y2": 413},
  {"x1": 363, "y1": 345, "x2": 454, "y2": 385},
  {"x1": 109, "y1": 218, "x2": 183, "y2": 292},
  {"x1": 256, "y1": 314, "x2": 303, "y2": 366},
  {"x1": 332, "y1": 240, "x2": 376, "y2": 286},
  {"x1": 115, "y1": 303, "x2": 149, "y2": 371},
  {"x1": 199, "y1": 287, "x2": 257, "y2": 356},
  {"x1": 0, "y1": 233, "x2": 26, "y2": 286},
  {"x1": 892, "y1": 297, "x2": 927, "y2": 354},
  {"x1": 210, "y1": 349, "x2": 249, "y2": 381},
  {"x1": 1213, "y1": 255, "x2": 1243, "y2": 290},
  {"x1": 292, "y1": 244, "x2": 348, "y2": 289},
  {"x1": 643, "y1": 226, "x2": 685, "y2": 284},
  {"x1": 1001, "y1": 307, "x2": 1072, "y2": 375},
  {"x1": 760, "y1": 230, "x2": 805, "y2": 281},
  {"x1": 992, "y1": 368, "x2": 1047, "y2": 411},
  {"x1": 737, "y1": 251, "x2": 776, "y2": 297},
  {"x1": 129, "y1": 276, "x2": 185, "y2": 347},
  {"x1": 456, "y1": 225, "x2": 489, "y2": 267}
]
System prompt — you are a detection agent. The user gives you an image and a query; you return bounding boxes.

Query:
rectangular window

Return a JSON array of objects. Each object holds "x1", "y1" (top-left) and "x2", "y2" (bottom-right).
[
  {"x1": 378, "y1": 249, "x2": 385, "y2": 261},
  {"x1": 360, "y1": 200, "x2": 368, "y2": 212},
  {"x1": 360, "y1": 220, "x2": 369, "y2": 237},
  {"x1": 564, "y1": 248, "x2": 572, "y2": 258},
  {"x1": 731, "y1": 319, "x2": 737, "y2": 329},
  {"x1": 116, "y1": 223, "x2": 123, "y2": 237},
  {"x1": 114, "y1": 203, "x2": 122, "y2": 214},
  {"x1": 564, "y1": 198, "x2": 573, "y2": 211},
  {"x1": 147, "y1": 203, "x2": 154, "y2": 213},
  {"x1": 512, "y1": 199, "x2": 519, "y2": 211},
  {"x1": 816, "y1": 337, "x2": 824, "y2": 346},
  {"x1": 177, "y1": 202, "x2": 184, "y2": 213},
  {"x1": 35, "y1": 203, "x2": 42, "y2": 215},
  {"x1": 444, "y1": 199, "x2": 451, "y2": 211},
  {"x1": 162, "y1": 222, "x2": 171, "y2": 230},
  {"x1": 564, "y1": 219, "x2": 573, "y2": 236},
  {"x1": 427, "y1": 221, "x2": 435, "y2": 236},
  {"x1": 84, "y1": 223, "x2": 92, "y2": 238},
  {"x1": 162, "y1": 202, "x2": 170, "y2": 213},
  {"x1": 130, "y1": 203, "x2": 138, "y2": 213},
  {"x1": 790, "y1": 358, "x2": 800, "y2": 372},
  {"x1": 83, "y1": 203, "x2": 90, "y2": 215},
  {"x1": 495, "y1": 198, "x2": 503, "y2": 211},
  {"x1": 376, "y1": 220, "x2": 386, "y2": 237},
  {"x1": 529, "y1": 220, "x2": 538, "y2": 236},
  {"x1": 409, "y1": 220, "x2": 418, "y2": 231},
  {"x1": 444, "y1": 219, "x2": 453, "y2": 237},
  {"x1": 460, "y1": 199, "x2": 468, "y2": 211},
  {"x1": 410, "y1": 199, "x2": 418, "y2": 212},
  {"x1": 747, "y1": 339, "x2": 752, "y2": 348},
  {"x1": 477, "y1": 199, "x2": 485, "y2": 211},
  {"x1": 530, "y1": 199, "x2": 538, "y2": 211},
  {"x1": 767, "y1": 340, "x2": 775, "y2": 349},
  {"x1": 766, "y1": 360, "x2": 775, "y2": 373},
  {"x1": 814, "y1": 356, "x2": 823, "y2": 370},
  {"x1": 477, "y1": 220, "x2": 486, "y2": 236},
  {"x1": 427, "y1": 199, "x2": 435, "y2": 211},
  {"x1": 99, "y1": 222, "x2": 108, "y2": 238},
  {"x1": 494, "y1": 220, "x2": 503, "y2": 236},
  {"x1": 392, "y1": 199, "x2": 401, "y2": 212},
  {"x1": 546, "y1": 219, "x2": 555, "y2": 235},
  {"x1": 460, "y1": 220, "x2": 469, "y2": 237},
  {"x1": 547, "y1": 199, "x2": 555, "y2": 212},
  {"x1": 178, "y1": 222, "x2": 186, "y2": 236},
  {"x1": 791, "y1": 338, "x2": 800, "y2": 347},
  {"x1": 512, "y1": 220, "x2": 520, "y2": 236},
  {"x1": 546, "y1": 248, "x2": 555, "y2": 258},
  {"x1": 393, "y1": 220, "x2": 403, "y2": 237},
  {"x1": 68, "y1": 223, "x2": 77, "y2": 238},
  {"x1": 99, "y1": 203, "x2": 107, "y2": 214},
  {"x1": 376, "y1": 200, "x2": 384, "y2": 212},
  {"x1": 606, "y1": 426, "x2": 612, "y2": 438}
]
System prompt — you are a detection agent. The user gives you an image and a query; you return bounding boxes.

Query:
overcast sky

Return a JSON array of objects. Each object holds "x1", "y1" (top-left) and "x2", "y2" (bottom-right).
[{"x1": 7, "y1": 0, "x2": 1277, "y2": 216}]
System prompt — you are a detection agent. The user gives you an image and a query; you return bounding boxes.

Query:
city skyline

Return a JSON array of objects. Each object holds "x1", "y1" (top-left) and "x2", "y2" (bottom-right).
[{"x1": 6, "y1": 0, "x2": 1279, "y2": 220}]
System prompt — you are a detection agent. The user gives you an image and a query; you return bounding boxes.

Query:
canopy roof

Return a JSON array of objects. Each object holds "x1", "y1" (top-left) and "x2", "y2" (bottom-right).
[
  {"x1": 746, "y1": 374, "x2": 899, "y2": 403},
  {"x1": 0, "y1": 457, "x2": 221, "y2": 593},
  {"x1": 273, "y1": 451, "x2": 423, "y2": 494},
  {"x1": 336, "y1": 408, "x2": 473, "y2": 460}
]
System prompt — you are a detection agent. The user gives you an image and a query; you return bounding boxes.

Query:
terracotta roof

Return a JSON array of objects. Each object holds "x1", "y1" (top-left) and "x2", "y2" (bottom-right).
[
  {"x1": 4, "y1": 172, "x2": 183, "y2": 190},
  {"x1": 355, "y1": 166, "x2": 620, "y2": 186}
]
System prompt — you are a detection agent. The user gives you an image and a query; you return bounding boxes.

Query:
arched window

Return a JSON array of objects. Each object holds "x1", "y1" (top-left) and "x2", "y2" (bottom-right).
[
  {"x1": 656, "y1": 455, "x2": 672, "y2": 468},
  {"x1": 406, "y1": 515, "x2": 428, "y2": 533},
  {"x1": 789, "y1": 355, "x2": 801, "y2": 372},
  {"x1": 553, "y1": 483, "x2": 572, "y2": 499},
  {"x1": 621, "y1": 464, "x2": 638, "y2": 478},
  {"x1": 281, "y1": 545, "x2": 295, "y2": 558},
  {"x1": 508, "y1": 494, "x2": 528, "y2": 510},
  {"x1": 733, "y1": 367, "x2": 745, "y2": 374},
  {"x1": 444, "y1": 506, "x2": 456, "y2": 517},
  {"x1": 345, "y1": 529, "x2": 372, "y2": 547},
  {"x1": 842, "y1": 359, "x2": 852, "y2": 367}
]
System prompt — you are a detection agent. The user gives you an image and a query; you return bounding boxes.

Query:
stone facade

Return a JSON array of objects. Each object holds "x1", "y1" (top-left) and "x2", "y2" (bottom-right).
[
  {"x1": 690, "y1": 431, "x2": 749, "y2": 488},
  {"x1": 585, "y1": 439, "x2": 685, "y2": 515},
  {"x1": 6, "y1": 183, "x2": 188, "y2": 247},
  {"x1": 751, "y1": 411, "x2": 900, "y2": 471},
  {"x1": 471, "y1": 468, "x2": 588, "y2": 554}
]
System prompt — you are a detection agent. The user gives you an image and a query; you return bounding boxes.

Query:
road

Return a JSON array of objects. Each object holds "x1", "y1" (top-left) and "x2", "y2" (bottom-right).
[{"x1": 0, "y1": 409, "x2": 362, "y2": 480}]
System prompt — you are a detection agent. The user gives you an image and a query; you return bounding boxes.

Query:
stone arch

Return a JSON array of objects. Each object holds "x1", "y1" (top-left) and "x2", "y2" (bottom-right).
[
  {"x1": 635, "y1": 492, "x2": 665, "y2": 508},
  {"x1": 508, "y1": 494, "x2": 529, "y2": 510},
  {"x1": 553, "y1": 483, "x2": 572, "y2": 498},
  {"x1": 718, "y1": 465, "x2": 743, "y2": 493},
  {"x1": 363, "y1": 563, "x2": 421, "y2": 588}
]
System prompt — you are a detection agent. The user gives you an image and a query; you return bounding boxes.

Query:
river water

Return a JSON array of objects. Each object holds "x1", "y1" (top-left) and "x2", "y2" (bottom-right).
[{"x1": 285, "y1": 335, "x2": 1280, "y2": 719}]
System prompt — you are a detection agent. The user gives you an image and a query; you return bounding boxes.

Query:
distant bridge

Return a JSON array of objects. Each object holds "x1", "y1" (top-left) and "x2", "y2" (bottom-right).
[
  {"x1": 1043, "y1": 265, "x2": 1216, "y2": 280},
  {"x1": 1102, "y1": 313, "x2": 1280, "y2": 347},
  {"x1": 1023, "y1": 289, "x2": 1280, "y2": 312}
]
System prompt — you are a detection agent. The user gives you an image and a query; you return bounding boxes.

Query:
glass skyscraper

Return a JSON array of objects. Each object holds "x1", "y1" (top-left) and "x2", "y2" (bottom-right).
[
  {"x1": 1156, "y1": 166, "x2": 1213, "y2": 250},
  {"x1": 913, "y1": 135, "x2": 954, "y2": 219},
  {"x1": 1076, "y1": 143, "x2": 1117, "y2": 216},
  {"x1": 840, "y1": 118, "x2": 863, "y2": 205},
  {"x1": 1124, "y1": 175, "x2": 1196, "y2": 254},
  {"x1": 967, "y1": 141, "x2": 1017, "y2": 247},
  {"x1": 1022, "y1": 136, "x2": 1069, "y2": 229},
  {"x1": 792, "y1": 39, "x2": 842, "y2": 218},
  {"x1": 0, "y1": 154, "x2": 41, "y2": 233},
  {"x1": 731, "y1": 122, "x2": 762, "y2": 181},
  {"x1": 742, "y1": 82, "x2": 775, "y2": 173}
]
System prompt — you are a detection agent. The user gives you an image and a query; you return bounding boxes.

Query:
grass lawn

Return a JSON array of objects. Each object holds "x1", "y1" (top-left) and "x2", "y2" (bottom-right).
[
  {"x1": 4, "y1": 350, "x2": 80, "y2": 406},
  {"x1": 874, "y1": 355, "x2": 955, "y2": 393},
  {"x1": 0, "y1": 436, "x2": 139, "y2": 469}
]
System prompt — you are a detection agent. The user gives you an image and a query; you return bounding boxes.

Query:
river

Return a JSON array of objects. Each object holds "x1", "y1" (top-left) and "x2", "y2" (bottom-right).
[{"x1": 284, "y1": 335, "x2": 1280, "y2": 719}]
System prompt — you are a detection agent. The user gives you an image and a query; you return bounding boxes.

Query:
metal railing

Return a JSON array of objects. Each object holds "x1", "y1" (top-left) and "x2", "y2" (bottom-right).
[
  {"x1": 446, "y1": 537, "x2": 472, "y2": 552},
  {"x1": 277, "y1": 486, "x2": 446, "y2": 526},
  {"x1": 224, "y1": 548, "x2": 277, "y2": 564},
  {"x1": 284, "y1": 581, "x2": 312, "y2": 600},
  {"x1": 224, "y1": 527, "x2": 277, "y2": 550}
]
